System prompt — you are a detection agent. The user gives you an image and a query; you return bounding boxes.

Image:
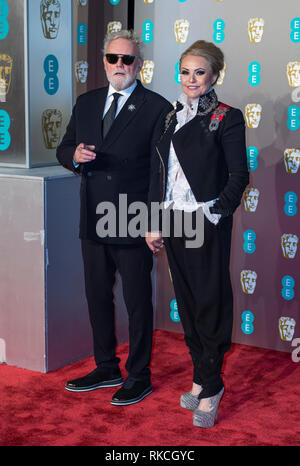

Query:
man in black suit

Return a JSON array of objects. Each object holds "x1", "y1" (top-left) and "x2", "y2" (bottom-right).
[{"x1": 57, "y1": 30, "x2": 172, "y2": 405}]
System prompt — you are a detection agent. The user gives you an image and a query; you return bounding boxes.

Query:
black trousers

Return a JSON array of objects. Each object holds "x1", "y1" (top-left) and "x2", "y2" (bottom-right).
[
  {"x1": 164, "y1": 211, "x2": 233, "y2": 398},
  {"x1": 81, "y1": 239, "x2": 153, "y2": 382}
]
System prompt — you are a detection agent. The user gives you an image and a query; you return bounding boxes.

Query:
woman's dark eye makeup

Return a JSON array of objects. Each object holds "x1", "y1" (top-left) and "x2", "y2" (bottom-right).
[{"x1": 181, "y1": 69, "x2": 206, "y2": 76}]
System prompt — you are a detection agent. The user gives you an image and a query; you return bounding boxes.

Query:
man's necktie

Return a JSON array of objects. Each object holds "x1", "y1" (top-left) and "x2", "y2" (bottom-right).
[{"x1": 102, "y1": 92, "x2": 121, "y2": 139}]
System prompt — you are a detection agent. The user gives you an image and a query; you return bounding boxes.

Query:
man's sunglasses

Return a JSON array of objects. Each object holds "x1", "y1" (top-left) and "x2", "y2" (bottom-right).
[{"x1": 105, "y1": 54, "x2": 136, "y2": 66}]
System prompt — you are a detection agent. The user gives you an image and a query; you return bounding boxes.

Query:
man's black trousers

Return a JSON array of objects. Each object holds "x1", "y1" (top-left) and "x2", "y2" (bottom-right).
[{"x1": 81, "y1": 240, "x2": 153, "y2": 382}]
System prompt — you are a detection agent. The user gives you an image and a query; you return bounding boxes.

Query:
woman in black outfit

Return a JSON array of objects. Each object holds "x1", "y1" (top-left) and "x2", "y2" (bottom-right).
[{"x1": 146, "y1": 40, "x2": 249, "y2": 428}]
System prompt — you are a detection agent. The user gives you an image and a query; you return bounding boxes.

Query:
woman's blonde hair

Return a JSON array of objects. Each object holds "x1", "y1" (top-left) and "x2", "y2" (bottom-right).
[{"x1": 180, "y1": 40, "x2": 224, "y2": 84}]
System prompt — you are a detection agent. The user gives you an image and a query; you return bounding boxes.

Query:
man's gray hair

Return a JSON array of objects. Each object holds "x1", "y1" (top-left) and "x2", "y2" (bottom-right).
[{"x1": 103, "y1": 29, "x2": 144, "y2": 59}]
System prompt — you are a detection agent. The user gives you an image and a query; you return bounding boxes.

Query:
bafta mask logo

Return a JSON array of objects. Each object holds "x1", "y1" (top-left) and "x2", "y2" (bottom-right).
[
  {"x1": 279, "y1": 317, "x2": 296, "y2": 342},
  {"x1": 216, "y1": 63, "x2": 226, "y2": 86},
  {"x1": 144, "y1": 0, "x2": 154, "y2": 3},
  {"x1": 174, "y1": 19, "x2": 190, "y2": 44},
  {"x1": 286, "y1": 61, "x2": 300, "y2": 88},
  {"x1": 140, "y1": 60, "x2": 154, "y2": 84},
  {"x1": 40, "y1": 0, "x2": 61, "y2": 40},
  {"x1": 243, "y1": 187, "x2": 260, "y2": 212},
  {"x1": 75, "y1": 60, "x2": 88, "y2": 84},
  {"x1": 0, "y1": 54, "x2": 12, "y2": 96},
  {"x1": 240, "y1": 270, "x2": 257, "y2": 294},
  {"x1": 284, "y1": 149, "x2": 300, "y2": 174},
  {"x1": 248, "y1": 18, "x2": 264, "y2": 43},
  {"x1": 281, "y1": 233, "x2": 299, "y2": 259},
  {"x1": 245, "y1": 104, "x2": 262, "y2": 128},
  {"x1": 107, "y1": 21, "x2": 122, "y2": 34},
  {"x1": 42, "y1": 109, "x2": 62, "y2": 149}
]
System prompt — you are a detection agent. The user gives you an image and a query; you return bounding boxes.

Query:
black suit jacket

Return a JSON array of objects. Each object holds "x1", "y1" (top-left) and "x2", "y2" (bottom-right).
[
  {"x1": 57, "y1": 80, "x2": 173, "y2": 243},
  {"x1": 148, "y1": 99, "x2": 249, "y2": 228}
]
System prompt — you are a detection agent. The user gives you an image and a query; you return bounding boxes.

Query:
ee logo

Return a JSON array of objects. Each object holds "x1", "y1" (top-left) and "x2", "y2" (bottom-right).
[
  {"x1": 44, "y1": 55, "x2": 59, "y2": 95},
  {"x1": 109, "y1": 0, "x2": 120, "y2": 5},
  {"x1": 170, "y1": 299, "x2": 180, "y2": 323},
  {"x1": 287, "y1": 105, "x2": 300, "y2": 131},
  {"x1": 142, "y1": 20, "x2": 153, "y2": 43},
  {"x1": 174, "y1": 61, "x2": 181, "y2": 84},
  {"x1": 0, "y1": 0, "x2": 9, "y2": 40},
  {"x1": 77, "y1": 23, "x2": 87, "y2": 45},
  {"x1": 290, "y1": 18, "x2": 300, "y2": 43},
  {"x1": 248, "y1": 61, "x2": 261, "y2": 86},
  {"x1": 241, "y1": 311, "x2": 254, "y2": 335},
  {"x1": 243, "y1": 229, "x2": 256, "y2": 254},
  {"x1": 213, "y1": 19, "x2": 225, "y2": 43},
  {"x1": 281, "y1": 275, "x2": 295, "y2": 301},
  {"x1": 0, "y1": 109, "x2": 11, "y2": 151},
  {"x1": 247, "y1": 146, "x2": 258, "y2": 171},
  {"x1": 284, "y1": 191, "x2": 298, "y2": 216}
]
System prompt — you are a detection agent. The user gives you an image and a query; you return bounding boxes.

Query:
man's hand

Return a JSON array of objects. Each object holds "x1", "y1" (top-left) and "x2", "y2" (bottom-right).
[
  {"x1": 146, "y1": 232, "x2": 164, "y2": 254},
  {"x1": 73, "y1": 143, "x2": 96, "y2": 164}
]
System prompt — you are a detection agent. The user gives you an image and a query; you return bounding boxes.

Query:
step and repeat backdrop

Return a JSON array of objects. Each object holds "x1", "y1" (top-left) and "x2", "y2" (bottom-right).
[
  {"x1": 0, "y1": 0, "x2": 73, "y2": 167},
  {"x1": 0, "y1": 0, "x2": 27, "y2": 166},
  {"x1": 132, "y1": 0, "x2": 299, "y2": 354},
  {"x1": 72, "y1": 0, "x2": 128, "y2": 101},
  {"x1": 0, "y1": 0, "x2": 299, "y2": 356},
  {"x1": 0, "y1": 0, "x2": 127, "y2": 168}
]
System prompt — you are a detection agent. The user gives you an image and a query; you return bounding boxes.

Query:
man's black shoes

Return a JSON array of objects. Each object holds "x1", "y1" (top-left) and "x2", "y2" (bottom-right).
[
  {"x1": 111, "y1": 378, "x2": 152, "y2": 406},
  {"x1": 65, "y1": 370, "x2": 152, "y2": 406},
  {"x1": 65, "y1": 368, "x2": 123, "y2": 392}
]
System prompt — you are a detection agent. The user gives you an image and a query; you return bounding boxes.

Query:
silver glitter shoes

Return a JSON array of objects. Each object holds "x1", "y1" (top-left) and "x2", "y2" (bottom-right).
[
  {"x1": 193, "y1": 387, "x2": 224, "y2": 428},
  {"x1": 180, "y1": 391, "x2": 200, "y2": 411}
]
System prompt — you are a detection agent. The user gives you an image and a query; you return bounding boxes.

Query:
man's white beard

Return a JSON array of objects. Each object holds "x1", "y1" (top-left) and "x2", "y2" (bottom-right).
[{"x1": 109, "y1": 72, "x2": 135, "y2": 91}]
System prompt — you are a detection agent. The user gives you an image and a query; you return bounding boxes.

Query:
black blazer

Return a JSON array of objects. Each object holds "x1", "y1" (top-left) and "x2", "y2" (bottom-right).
[
  {"x1": 148, "y1": 97, "x2": 249, "y2": 225},
  {"x1": 57, "y1": 80, "x2": 173, "y2": 243}
]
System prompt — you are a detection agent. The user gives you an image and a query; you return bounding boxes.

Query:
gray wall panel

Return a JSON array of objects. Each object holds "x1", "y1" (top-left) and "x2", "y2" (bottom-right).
[{"x1": 0, "y1": 175, "x2": 45, "y2": 371}]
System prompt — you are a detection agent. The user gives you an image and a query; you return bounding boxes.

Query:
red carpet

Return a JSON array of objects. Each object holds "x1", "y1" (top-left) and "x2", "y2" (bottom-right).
[{"x1": 0, "y1": 330, "x2": 299, "y2": 446}]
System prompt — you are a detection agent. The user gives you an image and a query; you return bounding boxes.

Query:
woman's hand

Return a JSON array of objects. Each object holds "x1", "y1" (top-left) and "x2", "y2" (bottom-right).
[{"x1": 146, "y1": 232, "x2": 164, "y2": 254}]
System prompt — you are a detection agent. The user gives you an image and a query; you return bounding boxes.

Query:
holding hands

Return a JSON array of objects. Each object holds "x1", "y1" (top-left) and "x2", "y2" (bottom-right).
[{"x1": 146, "y1": 232, "x2": 164, "y2": 254}]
